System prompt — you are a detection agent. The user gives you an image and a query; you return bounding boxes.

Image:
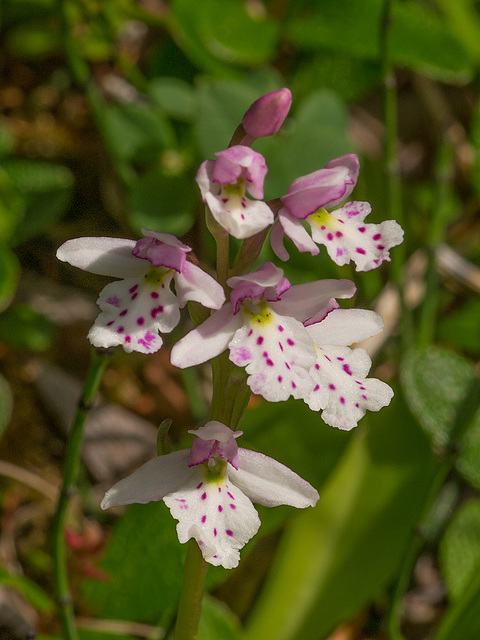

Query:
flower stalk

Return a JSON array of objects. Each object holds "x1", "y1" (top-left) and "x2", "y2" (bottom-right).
[{"x1": 52, "y1": 348, "x2": 111, "y2": 640}]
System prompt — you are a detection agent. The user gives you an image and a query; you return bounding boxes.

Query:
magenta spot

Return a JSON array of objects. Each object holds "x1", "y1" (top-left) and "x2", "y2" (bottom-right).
[
  {"x1": 356, "y1": 247, "x2": 366, "y2": 255},
  {"x1": 137, "y1": 317, "x2": 145, "y2": 325},
  {"x1": 327, "y1": 233, "x2": 334, "y2": 241},
  {"x1": 337, "y1": 357, "x2": 344, "y2": 361},
  {"x1": 325, "y1": 355, "x2": 331, "y2": 362},
  {"x1": 360, "y1": 386, "x2": 366, "y2": 390},
  {"x1": 131, "y1": 293, "x2": 138, "y2": 300},
  {"x1": 373, "y1": 233, "x2": 382, "y2": 241},
  {"x1": 320, "y1": 225, "x2": 326, "y2": 230},
  {"x1": 256, "y1": 336, "x2": 264, "y2": 345},
  {"x1": 201, "y1": 492, "x2": 207, "y2": 500},
  {"x1": 291, "y1": 381, "x2": 297, "y2": 389},
  {"x1": 266, "y1": 358, "x2": 274, "y2": 366},
  {"x1": 125, "y1": 335, "x2": 131, "y2": 343},
  {"x1": 151, "y1": 291, "x2": 159, "y2": 299},
  {"x1": 285, "y1": 362, "x2": 291, "y2": 370},
  {"x1": 196, "y1": 482, "x2": 203, "y2": 489},
  {"x1": 278, "y1": 375, "x2": 283, "y2": 382},
  {"x1": 218, "y1": 487, "x2": 222, "y2": 493},
  {"x1": 218, "y1": 505, "x2": 223, "y2": 512},
  {"x1": 119, "y1": 309, "x2": 127, "y2": 317},
  {"x1": 278, "y1": 325, "x2": 284, "y2": 332},
  {"x1": 340, "y1": 396, "x2": 345, "y2": 404},
  {"x1": 314, "y1": 384, "x2": 320, "y2": 391},
  {"x1": 106, "y1": 320, "x2": 114, "y2": 327},
  {"x1": 355, "y1": 403, "x2": 360, "y2": 408},
  {"x1": 201, "y1": 515, "x2": 206, "y2": 523},
  {"x1": 129, "y1": 284, "x2": 138, "y2": 293},
  {"x1": 117, "y1": 326, "x2": 124, "y2": 333},
  {"x1": 358, "y1": 227, "x2": 366, "y2": 233},
  {"x1": 248, "y1": 329, "x2": 253, "y2": 337},
  {"x1": 287, "y1": 338, "x2": 295, "y2": 346},
  {"x1": 362, "y1": 394, "x2": 368, "y2": 400},
  {"x1": 214, "y1": 528, "x2": 217, "y2": 537},
  {"x1": 227, "y1": 492, "x2": 234, "y2": 499},
  {"x1": 279, "y1": 342, "x2": 284, "y2": 351},
  {"x1": 335, "y1": 231, "x2": 343, "y2": 238},
  {"x1": 221, "y1": 198, "x2": 228, "y2": 203},
  {"x1": 151, "y1": 305, "x2": 164, "y2": 318},
  {"x1": 225, "y1": 530, "x2": 233, "y2": 537},
  {"x1": 377, "y1": 244, "x2": 385, "y2": 250},
  {"x1": 336, "y1": 248, "x2": 343, "y2": 257},
  {"x1": 343, "y1": 363, "x2": 353, "y2": 375},
  {"x1": 329, "y1": 383, "x2": 336, "y2": 390},
  {"x1": 262, "y1": 351, "x2": 268, "y2": 358},
  {"x1": 230, "y1": 504, "x2": 236, "y2": 509},
  {"x1": 106, "y1": 296, "x2": 120, "y2": 307}
]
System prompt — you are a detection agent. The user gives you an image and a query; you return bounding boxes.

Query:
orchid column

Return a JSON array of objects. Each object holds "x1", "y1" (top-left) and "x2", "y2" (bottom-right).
[{"x1": 56, "y1": 87, "x2": 403, "y2": 640}]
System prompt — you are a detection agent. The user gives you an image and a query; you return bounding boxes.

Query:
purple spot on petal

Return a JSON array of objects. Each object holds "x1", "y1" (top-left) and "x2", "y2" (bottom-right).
[
  {"x1": 226, "y1": 530, "x2": 233, "y2": 537},
  {"x1": 151, "y1": 305, "x2": 164, "y2": 318},
  {"x1": 356, "y1": 247, "x2": 366, "y2": 255},
  {"x1": 117, "y1": 326, "x2": 124, "y2": 333},
  {"x1": 248, "y1": 329, "x2": 253, "y2": 337},
  {"x1": 329, "y1": 383, "x2": 336, "y2": 390},
  {"x1": 197, "y1": 483, "x2": 203, "y2": 489},
  {"x1": 336, "y1": 248, "x2": 343, "y2": 257},
  {"x1": 201, "y1": 492, "x2": 207, "y2": 500},
  {"x1": 287, "y1": 338, "x2": 295, "y2": 346},
  {"x1": 377, "y1": 244, "x2": 385, "y2": 250},
  {"x1": 218, "y1": 505, "x2": 223, "y2": 512},
  {"x1": 327, "y1": 233, "x2": 334, "y2": 241},
  {"x1": 230, "y1": 504, "x2": 236, "y2": 509},
  {"x1": 278, "y1": 325, "x2": 284, "y2": 332},
  {"x1": 279, "y1": 342, "x2": 284, "y2": 351},
  {"x1": 340, "y1": 396, "x2": 345, "y2": 404},
  {"x1": 125, "y1": 335, "x2": 131, "y2": 343},
  {"x1": 137, "y1": 317, "x2": 145, "y2": 325},
  {"x1": 358, "y1": 227, "x2": 366, "y2": 233},
  {"x1": 355, "y1": 403, "x2": 360, "y2": 408},
  {"x1": 119, "y1": 309, "x2": 128, "y2": 316},
  {"x1": 343, "y1": 363, "x2": 353, "y2": 375},
  {"x1": 314, "y1": 384, "x2": 320, "y2": 391},
  {"x1": 131, "y1": 293, "x2": 138, "y2": 300},
  {"x1": 266, "y1": 359, "x2": 274, "y2": 366},
  {"x1": 151, "y1": 291, "x2": 159, "y2": 299},
  {"x1": 373, "y1": 233, "x2": 382, "y2": 241},
  {"x1": 129, "y1": 284, "x2": 138, "y2": 293},
  {"x1": 315, "y1": 363, "x2": 320, "y2": 370},
  {"x1": 278, "y1": 375, "x2": 283, "y2": 382},
  {"x1": 291, "y1": 381, "x2": 297, "y2": 389},
  {"x1": 201, "y1": 515, "x2": 206, "y2": 523},
  {"x1": 106, "y1": 320, "x2": 114, "y2": 326},
  {"x1": 256, "y1": 336, "x2": 264, "y2": 345},
  {"x1": 214, "y1": 528, "x2": 217, "y2": 537},
  {"x1": 362, "y1": 394, "x2": 368, "y2": 400},
  {"x1": 227, "y1": 492, "x2": 234, "y2": 499},
  {"x1": 285, "y1": 362, "x2": 291, "y2": 370},
  {"x1": 335, "y1": 231, "x2": 343, "y2": 238}
]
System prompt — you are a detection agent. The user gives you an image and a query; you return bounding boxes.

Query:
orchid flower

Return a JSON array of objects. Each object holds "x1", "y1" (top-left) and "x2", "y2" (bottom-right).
[
  {"x1": 56, "y1": 229, "x2": 225, "y2": 354},
  {"x1": 303, "y1": 309, "x2": 394, "y2": 429},
  {"x1": 196, "y1": 145, "x2": 274, "y2": 239},
  {"x1": 171, "y1": 262, "x2": 356, "y2": 403},
  {"x1": 271, "y1": 153, "x2": 404, "y2": 271},
  {"x1": 101, "y1": 421, "x2": 319, "y2": 569},
  {"x1": 241, "y1": 88, "x2": 292, "y2": 142}
]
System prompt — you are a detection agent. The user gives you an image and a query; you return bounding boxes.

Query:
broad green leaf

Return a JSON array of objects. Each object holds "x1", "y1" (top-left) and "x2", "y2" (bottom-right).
[
  {"x1": 82, "y1": 501, "x2": 185, "y2": 625},
  {"x1": 2, "y1": 160, "x2": 73, "y2": 243},
  {"x1": 149, "y1": 77, "x2": 196, "y2": 122},
  {"x1": 0, "y1": 372, "x2": 13, "y2": 440},
  {"x1": 102, "y1": 102, "x2": 174, "y2": 163},
  {"x1": 437, "y1": 0, "x2": 480, "y2": 63},
  {"x1": 0, "y1": 304, "x2": 54, "y2": 351},
  {"x1": 171, "y1": 0, "x2": 278, "y2": 71},
  {"x1": 286, "y1": 0, "x2": 470, "y2": 79},
  {"x1": 128, "y1": 170, "x2": 196, "y2": 236},
  {"x1": 255, "y1": 90, "x2": 353, "y2": 199},
  {"x1": 438, "y1": 298, "x2": 480, "y2": 355},
  {"x1": 440, "y1": 499, "x2": 480, "y2": 601},
  {"x1": 245, "y1": 394, "x2": 435, "y2": 640},
  {"x1": 0, "y1": 245, "x2": 20, "y2": 311},
  {"x1": 197, "y1": 595, "x2": 244, "y2": 640},
  {"x1": 0, "y1": 568, "x2": 54, "y2": 613},
  {"x1": 193, "y1": 79, "x2": 260, "y2": 156},
  {"x1": 401, "y1": 346, "x2": 477, "y2": 447}
]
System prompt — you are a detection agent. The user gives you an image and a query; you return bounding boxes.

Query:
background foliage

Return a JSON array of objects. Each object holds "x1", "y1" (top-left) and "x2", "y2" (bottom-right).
[{"x1": 1, "y1": 0, "x2": 480, "y2": 638}]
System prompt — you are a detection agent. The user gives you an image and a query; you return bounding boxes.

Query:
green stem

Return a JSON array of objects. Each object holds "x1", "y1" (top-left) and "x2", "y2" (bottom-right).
[
  {"x1": 52, "y1": 348, "x2": 110, "y2": 640},
  {"x1": 173, "y1": 540, "x2": 209, "y2": 640}
]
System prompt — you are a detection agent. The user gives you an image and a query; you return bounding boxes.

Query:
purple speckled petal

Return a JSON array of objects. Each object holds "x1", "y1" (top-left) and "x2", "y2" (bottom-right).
[{"x1": 212, "y1": 146, "x2": 268, "y2": 199}]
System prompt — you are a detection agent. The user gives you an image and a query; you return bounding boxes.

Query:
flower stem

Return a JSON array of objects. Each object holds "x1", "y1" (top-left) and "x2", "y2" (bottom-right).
[
  {"x1": 52, "y1": 348, "x2": 110, "y2": 640},
  {"x1": 173, "y1": 539, "x2": 208, "y2": 640}
]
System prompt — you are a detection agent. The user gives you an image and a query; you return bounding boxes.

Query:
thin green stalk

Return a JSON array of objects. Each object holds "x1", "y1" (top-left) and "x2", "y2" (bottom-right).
[
  {"x1": 380, "y1": 0, "x2": 413, "y2": 348},
  {"x1": 52, "y1": 348, "x2": 110, "y2": 640},
  {"x1": 173, "y1": 540, "x2": 209, "y2": 640}
]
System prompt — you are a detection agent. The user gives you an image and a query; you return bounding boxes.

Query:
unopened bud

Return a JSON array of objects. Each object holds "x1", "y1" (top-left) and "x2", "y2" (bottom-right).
[{"x1": 241, "y1": 88, "x2": 292, "y2": 138}]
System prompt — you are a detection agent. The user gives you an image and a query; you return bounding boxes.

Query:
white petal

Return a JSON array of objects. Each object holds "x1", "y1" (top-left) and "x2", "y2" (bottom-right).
[
  {"x1": 205, "y1": 192, "x2": 274, "y2": 239},
  {"x1": 305, "y1": 344, "x2": 394, "y2": 430},
  {"x1": 170, "y1": 305, "x2": 242, "y2": 368},
  {"x1": 174, "y1": 262, "x2": 225, "y2": 309},
  {"x1": 101, "y1": 450, "x2": 192, "y2": 509},
  {"x1": 269, "y1": 218, "x2": 291, "y2": 261},
  {"x1": 88, "y1": 274, "x2": 180, "y2": 354},
  {"x1": 228, "y1": 308, "x2": 316, "y2": 402},
  {"x1": 271, "y1": 279, "x2": 356, "y2": 323},
  {"x1": 231, "y1": 449, "x2": 319, "y2": 508},
  {"x1": 306, "y1": 308, "x2": 384, "y2": 346},
  {"x1": 278, "y1": 208, "x2": 319, "y2": 255},
  {"x1": 164, "y1": 472, "x2": 260, "y2": 569},
  {"x1": 57, "y1": 237, "x2": 145, "y2": 278}
]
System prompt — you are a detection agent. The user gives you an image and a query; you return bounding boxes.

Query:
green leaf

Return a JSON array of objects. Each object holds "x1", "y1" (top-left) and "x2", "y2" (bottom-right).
[
  {"x1": 440, "y1": 499, "x2": 480, "y2": 601},
  {"x1": 197, "y1": 595, "x2": 244, "y2": 640},
  {"x1": 0, "y1": 304, "x2": 54, "y2": 351},
  {"x1": 0, "y1": 372, "x2": 13, "y2": 440},
  {"x1": 2, "y1": 160, "x2": 74, "y2": 243},
  {"x1": 0, "y1": 122, "x2": 15, "y2": 159},
  {"x1": 149, "y1": 77, "x2": 196, "y2": 122},
  {"x1": 128, "y1": 171, "x2": 196, "y2": 236},
  {"x1": 401, "y1": 345, "x2": 477, "y2": 448},
  {"x1": 5, "y1": 19, "x2": 61, "y2": 59},
  {"x1": 437, "y1": 0, "x2": 480, "y2": 64},
  {"x1": 438, "y1": 298, "x2": 480, "y2": 355},
  {"x1": 171, "y1": 0, "x2": 278, "y2": 71},
  {"x1": 102, "y1": 102, "x2": 174, "y2": 163},
  {"x1": 193, "y1": 79, "x2": 260, "y2": 157},
  {"x1": 286, "y1": 0, "x2": 471, "y2": 79},
  {"x1": 0, "y1": 245, "x2": 20, "y2": 312},
  {"x1": 82, "y1": 501, "x2": 185, "y2": 625},
  {"x1": 0, "y1": 568, "x2": 54, "y2": 613},
  {"x1": 245, "y1": 394, "x2": 435, "y2": 640},
  {"x1": 255, "y1": 90, "x2": 353, "y2": 199}
]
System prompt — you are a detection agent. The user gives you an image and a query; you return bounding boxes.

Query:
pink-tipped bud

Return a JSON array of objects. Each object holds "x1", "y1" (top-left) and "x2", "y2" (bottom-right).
[{"x1": 241, "y1": 88, "x2": 292, "y2": 138}]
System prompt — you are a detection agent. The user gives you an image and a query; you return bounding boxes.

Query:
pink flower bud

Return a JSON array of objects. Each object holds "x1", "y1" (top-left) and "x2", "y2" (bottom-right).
[{"x1": 241, "y1": 88, "x2": 292, "y2": 138}]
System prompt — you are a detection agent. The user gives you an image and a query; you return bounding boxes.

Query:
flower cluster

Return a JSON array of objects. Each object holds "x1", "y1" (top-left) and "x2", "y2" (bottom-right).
[{"x1": 57, "y1": 88, "x2": 403, "y2": 568}]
